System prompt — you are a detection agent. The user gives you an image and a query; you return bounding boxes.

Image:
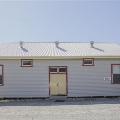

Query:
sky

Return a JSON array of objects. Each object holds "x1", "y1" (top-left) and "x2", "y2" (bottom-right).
[{"x1": 0, "y1": 0, "x2": 120, "y2": 44}]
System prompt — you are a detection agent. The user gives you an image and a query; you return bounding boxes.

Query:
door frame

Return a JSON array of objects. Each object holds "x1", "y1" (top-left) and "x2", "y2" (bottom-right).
[{"x1": 49, "y1": 66, "x2": 68, "y2": 95}]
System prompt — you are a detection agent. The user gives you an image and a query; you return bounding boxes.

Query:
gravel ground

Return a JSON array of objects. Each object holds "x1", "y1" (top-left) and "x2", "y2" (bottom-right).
[{"x1": 0, "y1": 98, "x2": 120, "y2": 120}]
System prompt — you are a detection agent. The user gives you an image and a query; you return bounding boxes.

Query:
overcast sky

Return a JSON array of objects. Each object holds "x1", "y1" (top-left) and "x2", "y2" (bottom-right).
[{"x1": 0, "y1": 0, "x2": 120, "y2": 44}]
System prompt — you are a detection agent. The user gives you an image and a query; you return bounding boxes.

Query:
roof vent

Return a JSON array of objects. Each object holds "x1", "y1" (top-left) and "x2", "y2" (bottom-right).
[
  {"x1": 90, "y1": 41, "x2": 94, "y2": 48},
  {"x1": 55, "y1": 41, "x2": 59, "y2": 48},
  {"x1": 20, "y1": 41, "x2": 23, "y2": 48}
]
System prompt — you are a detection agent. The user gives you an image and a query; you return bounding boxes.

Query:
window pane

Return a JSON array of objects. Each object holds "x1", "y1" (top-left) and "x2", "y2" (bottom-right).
[
  {"x1": 0, "y1": 67, "x2": 2, "y2": 75},
  {"x1": 59, "y1": 68, "x2": 66, "y2": 72},
  {"x1": 50, "y1": 68, "x2": 57, "y2": 72},
  {"x1": 113, "y1": 65, "x2": 120, "y2": 74},
  {"x1": 0, "y1": 75, "x2": 2, "y2": 84},
  {"x1": 84, "y1": 60, "x2": 92, "y2": 64},
  {"x1": 23, "y1": 61, "x2": 31, "y2": 65},
  {"x1": 113, "y1": 74, "x2": 120, "y2": 83},
  {"x1": 0, "y1": 66, "x2": 2, "y2": 84}
]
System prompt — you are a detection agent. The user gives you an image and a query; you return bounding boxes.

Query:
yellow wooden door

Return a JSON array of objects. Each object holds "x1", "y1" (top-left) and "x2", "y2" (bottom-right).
[
  {"x1": 50, "y1": 74, "x2": 66, "y2": 95},
  {"x1": 50, "y1": 74, "x2": 58, "y2": 95},
  {"x1": 58, "y1": 74, "x2": 66, "y2": 95}
]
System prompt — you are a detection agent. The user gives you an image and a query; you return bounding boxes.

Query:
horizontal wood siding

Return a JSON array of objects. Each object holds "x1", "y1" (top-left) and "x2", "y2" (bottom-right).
[
  {"x1": 68, "y1": 59, "x2": 120, "y2": 97},
  {"x1": 0, "y1": 59, "x2": 120, "y2": 97},
  {"x1": 0, "y1": 60, "x2": 49, "y2": 97}
]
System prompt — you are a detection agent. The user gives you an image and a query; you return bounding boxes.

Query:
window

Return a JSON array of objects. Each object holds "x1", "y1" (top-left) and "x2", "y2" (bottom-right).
[
  {"x1": 0, "y1": 65, "x2": 3, "y2": 85},
  {"x1": 49, "y1": 66, "x2": 67, "y2": 73},
  {"x1": 50, "y1": 67, "x2": 57, "y2": 73},
  {"x1": 59, "y1": 68, "x2": 66, "y2": 73},
  {"x1": 83, "y1": 58, "x2": 94, "y2": 66},
  {"x1": 112, "y1": 64, "x2": 120, "y2": 84},
  {"x1": 21, "y1": 60, "x2": 33, "y2": 67}
]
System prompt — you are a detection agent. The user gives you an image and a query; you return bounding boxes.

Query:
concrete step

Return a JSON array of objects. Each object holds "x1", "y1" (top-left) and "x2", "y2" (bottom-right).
[{"x1": 49, "y1": 95, "x2": 67, "y2": 100}]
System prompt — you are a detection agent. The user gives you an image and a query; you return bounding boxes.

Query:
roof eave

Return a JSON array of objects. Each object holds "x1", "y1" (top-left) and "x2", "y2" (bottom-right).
[{"x1": 0, "y1": 56, "x2": 120, "y2": 59}]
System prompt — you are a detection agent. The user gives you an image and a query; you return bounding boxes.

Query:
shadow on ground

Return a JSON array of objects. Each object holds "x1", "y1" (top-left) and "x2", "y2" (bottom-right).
[{"x1": 0, "y1": 98, "x2": 120, "y2": 106}]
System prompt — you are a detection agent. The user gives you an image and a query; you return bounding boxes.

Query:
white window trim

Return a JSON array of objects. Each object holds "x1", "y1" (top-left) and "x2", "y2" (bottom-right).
[
  {"x1": 21, "y1": 60, "x2": 33, "y2": 67},
  {"x1": 83, "y1": 58, "x2": 94, "y2": 66}
]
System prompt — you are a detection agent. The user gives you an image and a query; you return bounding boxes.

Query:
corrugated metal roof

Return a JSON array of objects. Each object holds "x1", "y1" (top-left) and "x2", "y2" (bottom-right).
[{"x1": 0, "y1": 42, "x2": 120, "y2": 57}]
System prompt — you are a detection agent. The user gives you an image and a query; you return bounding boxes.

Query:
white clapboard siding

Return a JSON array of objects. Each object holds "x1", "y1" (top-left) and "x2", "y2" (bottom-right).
[
  {"x1": 0, "y1": 60, "x2": 49, "y2": 97},
  {"x1": 68, "y1": 59, "x2": 120, "y2": 97},
  {"x1": 0, "y1": 59, "x2": 120, "y2": 97}
]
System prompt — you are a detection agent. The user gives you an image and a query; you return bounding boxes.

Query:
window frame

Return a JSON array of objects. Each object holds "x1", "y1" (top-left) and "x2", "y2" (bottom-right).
[
  {"x1": 49, "y1": 67, "x2": 58, "y2": 73},
  {"x1": 49, "y1": 66, "x2": 67, "y2": 74},
  {"x1": 58, "y1": 67, "x2": 67, "y2": 73},
  {"x1": 21, "y1": 59, "x2": 33, "y2": 67},
  {"x1": 0, "y1": 65, "x2": 4, "y2": 86},
  {"x1": 82, "y1": 58, "x2": 94, "y2": 66},
  {"x1": 111, "y1": 64, "x2": 120, "y2": 84}
]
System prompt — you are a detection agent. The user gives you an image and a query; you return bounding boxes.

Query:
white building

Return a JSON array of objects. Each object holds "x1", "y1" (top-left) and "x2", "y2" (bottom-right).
[{"x1": 0, "y1": 41, "x2": 120, "y2": 98}]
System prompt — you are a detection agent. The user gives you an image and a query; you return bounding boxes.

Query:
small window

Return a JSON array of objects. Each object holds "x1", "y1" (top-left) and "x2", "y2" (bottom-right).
[
  {"x1": 21, "y1": 60, "x2": 33, "y2": 67},
  {"x1": 50, "y1": 68, "x2": 57, "y2": 73},
  {"x1": 59, "y1": 68, "x2": 66, "y2": 73},
  {"x1": 112, "y1": 64, "x2": 120, "y2": 84},
  {"x1": 0, "y1": 65, "x2": 3, "y2": 85},
  {"x1": 83, "y1": 59, "x2": 94, "y2": 66},
  {"x1": 49, "y1": 66, "x2": 67, "y2": 73}
]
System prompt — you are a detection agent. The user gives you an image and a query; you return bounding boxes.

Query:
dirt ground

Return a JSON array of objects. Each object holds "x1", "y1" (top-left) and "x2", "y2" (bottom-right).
[{"x1": 0, "y1": 98, "x2": 120, "y2": 120}]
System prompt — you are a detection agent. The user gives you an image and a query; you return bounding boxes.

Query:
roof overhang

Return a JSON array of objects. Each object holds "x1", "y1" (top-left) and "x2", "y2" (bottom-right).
[{"x1": 0, "y1": 56, "x2": 120, "y2": 59}]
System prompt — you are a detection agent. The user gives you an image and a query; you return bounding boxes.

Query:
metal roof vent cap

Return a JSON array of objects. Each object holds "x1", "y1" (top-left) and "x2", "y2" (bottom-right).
[
  {"x1": 55, "y1": 41, "x2": 59, "y2": 48},
  {"x1": 20, "y1": 41, "x2": 23, "y2": 48},
  {"x1": 90, "y1": 41, "x2": 94, "y2": 48}
]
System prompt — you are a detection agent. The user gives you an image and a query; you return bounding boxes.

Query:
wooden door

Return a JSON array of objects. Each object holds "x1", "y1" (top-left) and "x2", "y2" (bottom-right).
[{"x1": 50, "y1": 74, "x2": 66, "y2": 95}]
